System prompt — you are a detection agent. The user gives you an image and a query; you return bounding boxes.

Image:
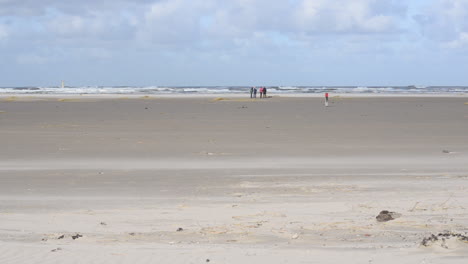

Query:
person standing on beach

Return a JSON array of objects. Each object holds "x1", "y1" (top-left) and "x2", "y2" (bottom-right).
[
  {"x1": 259, "y1": 87, "x2": 264, "y2": 98},
  {"x1": 250, "y1": 87, "x2": 254, "y2": 98},
  {"x1": 263, "y1": 87, "x2": 267, "y2": 98},
  {"x1": 253, "y1": 87, "x2": 257, "y2": 98}
]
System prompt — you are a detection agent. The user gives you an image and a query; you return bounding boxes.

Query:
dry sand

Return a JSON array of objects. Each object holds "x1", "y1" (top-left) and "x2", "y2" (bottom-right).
[{"x1": 0, "y1": 95, "x2": 468, "y2": 263}]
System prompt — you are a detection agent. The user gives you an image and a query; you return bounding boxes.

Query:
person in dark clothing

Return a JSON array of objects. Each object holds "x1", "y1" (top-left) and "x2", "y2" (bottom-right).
[{"x1": 263, "y1": 87, "x2": 267, "y2": 98}]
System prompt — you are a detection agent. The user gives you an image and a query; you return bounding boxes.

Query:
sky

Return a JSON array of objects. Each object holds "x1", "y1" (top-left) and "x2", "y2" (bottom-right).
[{"x1": 0, "y1": 0, "x2": 467, "y2": 87}]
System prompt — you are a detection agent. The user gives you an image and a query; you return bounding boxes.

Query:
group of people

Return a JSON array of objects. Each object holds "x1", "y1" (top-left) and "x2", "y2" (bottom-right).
[{"x1": 250, "y1": 86, "x2": 267, "y2": 98}]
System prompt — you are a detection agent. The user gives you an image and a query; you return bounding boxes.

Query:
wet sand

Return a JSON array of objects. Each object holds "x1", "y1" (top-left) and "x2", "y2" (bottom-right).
[{"x1": 0, "y1": 95, "x2": 467, "y2": 263}]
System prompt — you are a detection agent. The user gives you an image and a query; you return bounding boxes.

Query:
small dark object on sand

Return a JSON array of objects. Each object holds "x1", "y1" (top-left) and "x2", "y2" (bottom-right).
[
  {"x1": 57, "y1": 235, "x2": 65, "y2": 239},
  {"x1": 177, "y1": 228, "x2": 184, "y2": 232},
  {"x1": 442, "y1": 150, "x2": 450, "y2": 153},
  {"x1": 376, "y1": 210, "x2": 400, "y2": 222},
  {"x1": 100, "y1": 222, "x2": 107, "y2": 226},
  {"x1": 129, "y1": 232, "x2": 136, "y2": 236},
  {"x1": 51, "y1": 247, "x2": 62, "y2": 252},
  {"x1": 72, "y1": 234, "x2": 83, "y2": 240},
  {"x1": 206, "y1": 259, "x2": 210, "y2": 262}
]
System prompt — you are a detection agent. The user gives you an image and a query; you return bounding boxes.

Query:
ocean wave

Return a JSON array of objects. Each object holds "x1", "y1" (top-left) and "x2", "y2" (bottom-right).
[{"x1": 0, "y1": 86, "x2": 467, "y2": 95}]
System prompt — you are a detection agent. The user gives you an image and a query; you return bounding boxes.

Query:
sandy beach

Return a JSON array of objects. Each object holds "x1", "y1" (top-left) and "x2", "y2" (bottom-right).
[{"x1": 0, "y1": 94, "x2": 467, "y2": 263}]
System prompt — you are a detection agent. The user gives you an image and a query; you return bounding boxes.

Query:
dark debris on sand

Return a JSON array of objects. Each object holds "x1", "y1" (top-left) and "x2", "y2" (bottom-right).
[
  {"x1": 421, "y1": 232, "x2": 468, "y2": 247},
  {"x1": 71, "y1": 233, "x2": 83, "y2": 240},
  {"x1": 376, "y1": 210, "x2": 401, "y2": 222}
]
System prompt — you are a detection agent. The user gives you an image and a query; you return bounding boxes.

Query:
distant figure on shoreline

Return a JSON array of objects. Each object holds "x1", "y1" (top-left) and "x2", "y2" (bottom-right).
[
  {"x1": 250, "y1": 87, "x2": 254, "y2": 98},
  {"x1": 253, "y1": 87, "x2": 257, "y2": 98},
  {"x1": 263, "y1": 87, "x2": 267, "y2": 98},
  {"x1": 259, "y1": 87, "x2": 264, "y2": 98}
]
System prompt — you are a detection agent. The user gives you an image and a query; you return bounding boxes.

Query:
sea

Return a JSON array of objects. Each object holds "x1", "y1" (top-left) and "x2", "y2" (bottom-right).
[{"x1": 0, "y1": 86, "x2": 467, "y2": 95}]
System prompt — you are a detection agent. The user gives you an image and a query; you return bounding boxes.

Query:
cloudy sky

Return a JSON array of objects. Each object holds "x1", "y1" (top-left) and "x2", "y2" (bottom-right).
[{"x1": 0, "y1": 0, "x2": 467, "y2": 86}]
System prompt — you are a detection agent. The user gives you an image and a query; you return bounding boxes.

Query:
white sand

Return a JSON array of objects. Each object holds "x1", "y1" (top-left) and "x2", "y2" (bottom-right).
[{"x1": 0, "y1": 95, "x2": 467, "y2": 263}]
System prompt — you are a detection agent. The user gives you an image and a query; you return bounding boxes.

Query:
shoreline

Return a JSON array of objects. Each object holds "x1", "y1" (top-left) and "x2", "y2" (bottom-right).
[{"x1": 1, "y1": 92, "x2": 468, "y2": 101}]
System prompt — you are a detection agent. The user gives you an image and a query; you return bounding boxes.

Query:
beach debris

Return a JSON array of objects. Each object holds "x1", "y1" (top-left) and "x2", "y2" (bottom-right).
[
  {"x1": 291, "y1": 233, "x2": 300, "y2": 239},
  {"x1": 72, "y1": 233, "x2": 83, "y2": 240},
  {"x1": 129, "y1": 232, "x2": 136, "y2": 236},
  {"x1": 176, "y1": 227, "x2": 184, "y2": 232},
  {"x1": 421, "y1": 232, "x2": 468, "y2": 249},
  {"x1": 51, "y1": 247, "x2": 62, "y2": 252},
  {"x1": 200, "y1": 226, "x2": 229, "y2": 235},
  {"x1": 442, "y1": 150, "x2": 451, "y2": 154},
  {"x1": 199, "y1": 151, "x2": 216, "y2": 156},
  {"x1": 57, "y1": 235, "x2": 65, "y2": 239},
  {"x1": 4, "y1": 96, "x2": 17, "y2": 102},
  {"x1": 145, "y1": 107, "x2": 149, "y2": 110},
  {"x1": 376, "y1": 210, "x2": 401, "y2": 222},
  {"x1": 100, "y1": 222, "x2": 107, "y2": 226},
  {"x1": 409, "y1": 202, "x2": 423, "y2": 212},
  {"x1": 206, "y1": 259, "x2": 210, "y2": 262}
]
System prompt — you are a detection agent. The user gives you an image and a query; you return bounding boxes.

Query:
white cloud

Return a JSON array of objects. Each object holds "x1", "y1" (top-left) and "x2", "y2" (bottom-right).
[
  {"x1": 43, "y1": 11, "x2": 138, "y2": 42},
  {"x1": 1, "y1": 0, "x2": 411, "y2": 46},
  {"x1": 0, "y1": 24, "x2": 8, "y2": 40},
  {"x1": 3, "y1": 0, "x2": 438, "y2": 86},
  {"x1": 47, "y1": 15, "x2": 86, "y2": 36},
  {"x1": 139, "y1": 0, "x2": 196, "y2": 43},
  {"x1": 445, "y1": 32, "x2": 468, "y2": 47},
  {"x1": 16, "y1": 53, "x2": 50, "y2": 64},
  {"x1": 294, "y1": 0, "x2": 405, "y2": 34},
  {"x1": 137, "y1": 0, "x2": 219, "y2": 45},
  {"x1": 0, "y1": 0, "x2": 157, "y2": 16},
  {"x1": 415, "y1": 0, "x2": 468, "y2": 46}
]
